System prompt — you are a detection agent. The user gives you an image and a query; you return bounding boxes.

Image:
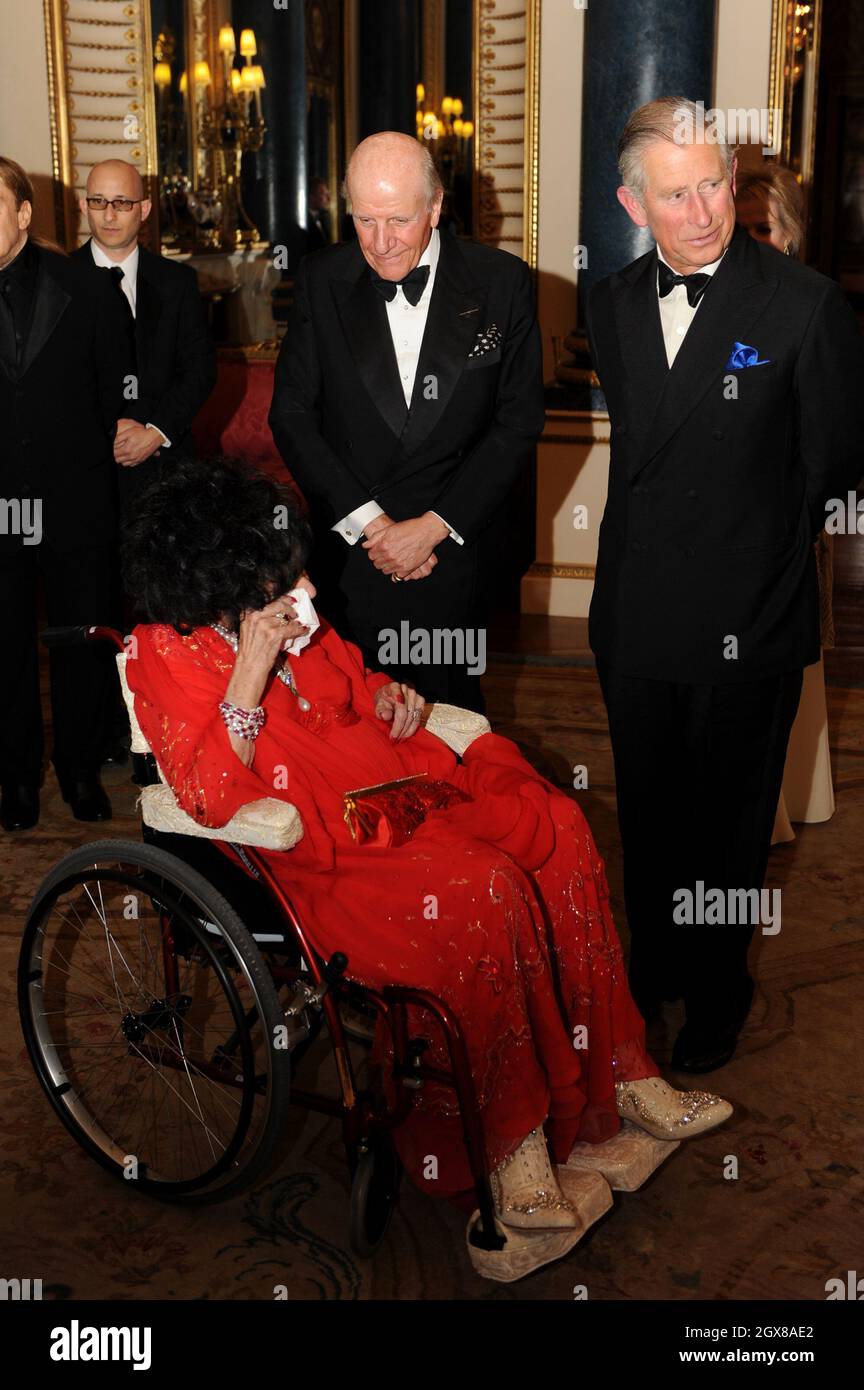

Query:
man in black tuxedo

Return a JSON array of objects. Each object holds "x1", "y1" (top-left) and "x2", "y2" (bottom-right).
[
  {"x1": 306, "y1": 176, "x2": 332, "y2": 253},
  {"x1": 586, "y1": 98, "x2": 864, "y2": 1071},
  {"x1": 73, "y1": 160, "x2": 216, "y2": 508},
  {"x1": 269, "y1": 132, "x2": 544, "y2": 711},
  {"x1": 0, "y1": 157, "x2": 133, "y2": 830}
]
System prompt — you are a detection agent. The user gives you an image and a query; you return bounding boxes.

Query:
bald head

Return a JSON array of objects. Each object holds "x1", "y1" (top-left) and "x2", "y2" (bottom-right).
[
  {"x1": 80, "y1": 159, "x2": 150, "y2": 260},
  {"x1": 345, "y1": 132, "x2": 443, "y2": 281},
  {"x1": 346, "y1": 132, "x2": 439, "y2": 206},
  {"x1": 86, "y1": 159, "x2": 144, "y2": 200}
]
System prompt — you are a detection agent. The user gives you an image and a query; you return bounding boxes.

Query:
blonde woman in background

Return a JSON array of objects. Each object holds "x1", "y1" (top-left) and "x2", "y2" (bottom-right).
[{"x1": 736, "y1": 166, "x2": 836, "y2": 843}]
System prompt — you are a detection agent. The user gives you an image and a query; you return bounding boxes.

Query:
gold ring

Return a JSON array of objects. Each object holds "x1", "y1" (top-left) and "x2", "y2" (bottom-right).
[{"x1": 391, "y1": 574, "x2": 402, "y2": 583}]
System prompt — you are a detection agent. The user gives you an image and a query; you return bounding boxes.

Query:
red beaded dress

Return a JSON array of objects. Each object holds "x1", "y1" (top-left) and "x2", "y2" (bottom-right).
[{"x1": 126, "y1": 617, "x2": 660, "y2": 1195}]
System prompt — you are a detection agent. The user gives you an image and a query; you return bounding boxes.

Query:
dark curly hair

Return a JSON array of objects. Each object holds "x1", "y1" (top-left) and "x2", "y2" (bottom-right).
[{"x1": 122, "y1": 455, "x2": 312, "y2": 632}]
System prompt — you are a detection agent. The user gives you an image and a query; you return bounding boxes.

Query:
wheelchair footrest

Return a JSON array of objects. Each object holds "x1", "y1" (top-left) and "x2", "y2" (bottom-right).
[{"x1": 466, "y1": 1167, "x2": 613, "y2": 1283}]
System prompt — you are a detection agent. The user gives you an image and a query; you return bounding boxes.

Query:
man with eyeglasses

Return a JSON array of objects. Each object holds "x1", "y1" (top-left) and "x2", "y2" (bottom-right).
[
  {"x1": 73, "y1": 160, "x2": 216, "y2": 507},
  {"x1": 74, "y1": 160, "x2": 216, "y2": 769}
]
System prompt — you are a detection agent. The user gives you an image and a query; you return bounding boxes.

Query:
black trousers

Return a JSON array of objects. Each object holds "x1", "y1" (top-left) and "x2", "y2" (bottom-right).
[
  {"x1": 597, "y1": 664, "x2": 804, "y2": 1035},
  {"x1": 0, "y1": 544, "x2": 118, "y2": 783}
]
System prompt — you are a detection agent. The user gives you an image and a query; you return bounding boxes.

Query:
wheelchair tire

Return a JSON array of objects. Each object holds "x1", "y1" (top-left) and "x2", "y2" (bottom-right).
[
  {"x1": 19, "y1": 838, "x2": 292, "y2": 1204},
  {"x1": 348, "y1": 1139, "x2": 402, "y2": 1258}
]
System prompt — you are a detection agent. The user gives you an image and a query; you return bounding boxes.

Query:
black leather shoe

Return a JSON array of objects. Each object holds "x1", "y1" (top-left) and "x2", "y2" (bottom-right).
[
  {"x1": 59, "y1": 776, "x2": 112, "y2": 823},
  {"x1": 671, "y1": 979, "x2": 755, "y2": 1074},
  {"x1": 670, "y1": 1027, "x2": 741, "y2": 1074},
  {"x1": 0, "y1": 782, "x2": 40, "y2": 831}
]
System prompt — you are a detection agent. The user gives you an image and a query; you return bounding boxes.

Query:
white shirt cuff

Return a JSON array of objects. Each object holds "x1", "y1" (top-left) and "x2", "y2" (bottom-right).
[
  {"x1": 146, "y1": 423, "x2": 171, "y2": 447},
  {"x1": 430, "y1": 511, "x2": 464, "y2": 545},
  {"x1": 332, "y1": 500, "x2": 385, "y2": 544}
]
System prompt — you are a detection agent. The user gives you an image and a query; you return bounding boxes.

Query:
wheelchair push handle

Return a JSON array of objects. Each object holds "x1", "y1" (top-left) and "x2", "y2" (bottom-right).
[
  {"x1": 323, "y1": 952, "x2": 349, "y2": 985},
  {"x1": 42, "y1": 624, "x2": 126, "y2": 652}
]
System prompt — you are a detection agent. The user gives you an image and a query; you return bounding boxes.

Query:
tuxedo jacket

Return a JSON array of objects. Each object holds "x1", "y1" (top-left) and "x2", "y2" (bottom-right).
[
  {"x1": 586, "y1": 224, "x2": 864, "y2": 684},
  {"x1": 72, "y1": 240, "x2": 216, "y2": 460},
  {"x1": 0, "y1": 243, "x2": 132, "y2": 556},
  {"x1": 268, "y1": 233, "x2": 544, "y2": 648}
]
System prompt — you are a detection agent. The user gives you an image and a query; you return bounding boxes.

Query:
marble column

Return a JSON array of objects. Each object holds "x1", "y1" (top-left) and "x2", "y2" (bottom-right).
[
  {"x1": 555, "y1": 0, "x2": 717, "y2": 407},
  {"x1": 358, "y1": 0, "x2": 420, "y2": 139},
  {"x1": 234, "y1": 0, "x2": 307, "y2": 269}
]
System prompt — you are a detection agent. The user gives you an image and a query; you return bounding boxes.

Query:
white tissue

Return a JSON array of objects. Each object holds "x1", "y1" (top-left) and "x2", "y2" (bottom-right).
[{"x1": 282, "y1": 586, "x2": 320, "y2": 655}]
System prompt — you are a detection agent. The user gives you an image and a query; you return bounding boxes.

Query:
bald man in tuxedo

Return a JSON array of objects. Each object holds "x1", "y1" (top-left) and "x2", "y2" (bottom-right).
[{"x1": 270, "y1": 132, "x2": 544, "y2": 712}]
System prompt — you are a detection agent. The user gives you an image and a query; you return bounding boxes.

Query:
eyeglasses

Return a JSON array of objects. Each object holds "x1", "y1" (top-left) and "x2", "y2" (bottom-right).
[{"x1": 85, "y1": 196, "x2": 144, "y2": 213}]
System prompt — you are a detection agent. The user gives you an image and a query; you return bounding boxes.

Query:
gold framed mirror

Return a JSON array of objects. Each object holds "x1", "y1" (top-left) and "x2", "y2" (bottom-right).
[
  {"x1": 768, "y1": 0, "x2": 822, "y2": 250},
  {"x1": 45, "y1": 0, "x2": 541, "y2": 269}
]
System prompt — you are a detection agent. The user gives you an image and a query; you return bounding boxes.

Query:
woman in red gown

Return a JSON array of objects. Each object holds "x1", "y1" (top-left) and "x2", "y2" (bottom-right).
[{"x1": 123, "y1": 458, "x2": 731, "y2": 1230}]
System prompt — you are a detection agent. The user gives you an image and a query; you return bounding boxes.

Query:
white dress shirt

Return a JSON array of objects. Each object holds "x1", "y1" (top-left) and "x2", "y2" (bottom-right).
[
  {"x1": 656, "y1": 243, "x2": 726, "y2": 367},
  {"x1": 89, "y1": 238, "x2": 170, "y2": 446},
  {"x1": 332, "y1": 227, "x2": 462, "y2": 547},
  {"x1": 90, "y1": 238, "x2": 139, "y2": 315}
]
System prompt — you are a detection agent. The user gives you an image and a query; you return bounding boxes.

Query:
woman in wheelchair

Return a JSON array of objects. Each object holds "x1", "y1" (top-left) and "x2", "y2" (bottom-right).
[{"x1": 122, "y1": 456, "x2": 732, "y2": 1232}]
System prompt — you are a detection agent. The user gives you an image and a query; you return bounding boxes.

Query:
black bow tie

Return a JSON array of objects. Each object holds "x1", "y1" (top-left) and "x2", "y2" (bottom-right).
[
  {"x1": 657, "y1": 260, "x2": 711, "y2": 308},
  {"x1": 370, "y1": 263, "x2": 430, "y2": 307}
]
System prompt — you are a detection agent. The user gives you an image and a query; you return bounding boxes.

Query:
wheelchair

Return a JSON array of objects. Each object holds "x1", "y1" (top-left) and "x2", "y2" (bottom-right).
[{"x1": 18, "y1": 625, "x2": 505, "y2": 1258}]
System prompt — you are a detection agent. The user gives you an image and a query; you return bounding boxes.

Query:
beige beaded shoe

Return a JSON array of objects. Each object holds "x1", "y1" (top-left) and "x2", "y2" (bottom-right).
[
  {"x1": 615, "y1": 1077, "x2": 732, "y2": 1140},
  {"x1": 489, "y1": 1128, "x2": 581, "y2": 1231}
]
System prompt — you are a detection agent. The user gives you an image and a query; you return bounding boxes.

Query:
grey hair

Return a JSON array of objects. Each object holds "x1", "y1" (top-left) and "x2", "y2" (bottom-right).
[
  {"x1": 342, "y1": 138, "x2": 443, "y2": 210},
  {"x1": 618, "y1": 97, "x2": 735, "y2": 202}
]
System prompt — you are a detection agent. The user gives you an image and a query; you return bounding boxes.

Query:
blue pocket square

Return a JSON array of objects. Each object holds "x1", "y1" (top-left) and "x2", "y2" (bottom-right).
[{"x1": 725, "y1": 340, "x2": 771, "y2": 370}]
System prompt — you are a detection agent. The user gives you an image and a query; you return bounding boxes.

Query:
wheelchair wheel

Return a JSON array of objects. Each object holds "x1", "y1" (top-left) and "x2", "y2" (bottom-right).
[
  {"x1": 349, "y1": 1138, "x2": 402, "y2": 1257},
  {"x1": 19, "y1": 839, "x2": 292, "y2": 1203}
]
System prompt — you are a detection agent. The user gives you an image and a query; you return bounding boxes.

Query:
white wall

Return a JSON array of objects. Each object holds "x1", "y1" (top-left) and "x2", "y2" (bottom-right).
[
  {"x1": 0, "y1": 0, "x2": 54, "y2": 240},
  {"x1": 714, "y1": 0, "x2": 774, "y2": 117},
  {"x1": 536, "y1": 0, "x2": 584, "y2": 384}
]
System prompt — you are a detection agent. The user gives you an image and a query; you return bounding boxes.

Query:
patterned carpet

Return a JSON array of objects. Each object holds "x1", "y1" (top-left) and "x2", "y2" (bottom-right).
[{"x1": 1, "y1": 662, "x2": 862, "y2": 1301}]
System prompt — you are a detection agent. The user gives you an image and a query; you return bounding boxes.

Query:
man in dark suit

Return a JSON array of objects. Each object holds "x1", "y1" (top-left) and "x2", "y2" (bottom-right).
[
  {"x1": 586, "y1": 98, "x2": 864, "y2": 1071},
  {"x1": 269, "y1": 131, "x2": 544, "y2": 711},
  {"x1": 0, "y1": 157, "x2": 133, "y2": 829},
  {"x1": 73, "y1": 159, "x2": 216, "y2": 507},
  {"x1": 73, "y1": 160, "x2": 216, "y2": 767},
  {"x1": 306, "y1": 176, "x2": 332, "y2": 253}
]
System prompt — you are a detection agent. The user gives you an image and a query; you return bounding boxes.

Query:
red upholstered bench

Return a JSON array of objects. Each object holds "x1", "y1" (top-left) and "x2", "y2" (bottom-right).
[{"x1": 193, "y1": 346, "x2": 300, "y2": 495}]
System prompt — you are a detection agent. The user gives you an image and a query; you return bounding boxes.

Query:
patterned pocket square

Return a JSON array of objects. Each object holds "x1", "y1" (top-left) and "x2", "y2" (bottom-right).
[
  {"x1": 467, "y1": 323, "x2": 502, "y2": 359},
  {"x1": 725, "y1": 340, "x2": 771, "y2": 370}
]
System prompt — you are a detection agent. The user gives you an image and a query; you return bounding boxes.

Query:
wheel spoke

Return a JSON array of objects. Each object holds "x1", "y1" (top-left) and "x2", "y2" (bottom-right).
[{"x1": 22, "y1": 856, "x2": 282, "y2": 1196}]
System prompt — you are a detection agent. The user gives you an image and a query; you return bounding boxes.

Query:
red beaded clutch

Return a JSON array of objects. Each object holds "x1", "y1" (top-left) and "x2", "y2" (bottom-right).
[{"x1": 342, "y1": 773, "x2": 471, "y2": 847}]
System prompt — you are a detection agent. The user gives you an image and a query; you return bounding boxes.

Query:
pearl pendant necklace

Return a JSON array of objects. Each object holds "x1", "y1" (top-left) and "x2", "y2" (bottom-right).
[{"x1": 210, "y1": 624, "x2": 312, "y2": 711}]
